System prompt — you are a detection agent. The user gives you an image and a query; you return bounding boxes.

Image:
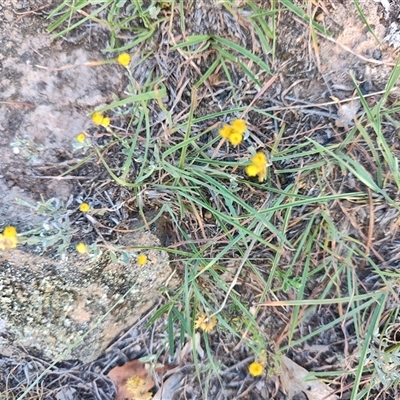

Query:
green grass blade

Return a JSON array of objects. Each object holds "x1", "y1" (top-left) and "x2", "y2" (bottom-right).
[
  {"x1": 211, "y1": 36, "x2": 271, "y2": 74},
  {"x1": 279, "y1": 0, "x2": 330, "y2": 35}
]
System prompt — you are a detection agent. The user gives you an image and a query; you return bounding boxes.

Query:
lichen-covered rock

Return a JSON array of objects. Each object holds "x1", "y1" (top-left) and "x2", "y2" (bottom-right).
[{"x1": 0, "y1": 231, "x2": 175, "y2": 363}]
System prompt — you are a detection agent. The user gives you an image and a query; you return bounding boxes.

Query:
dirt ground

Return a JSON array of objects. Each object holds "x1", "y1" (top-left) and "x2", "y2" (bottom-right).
[
  {"x1": 0, "y1": 0, "x2": 126, "y2": 227},
  {"x1": 1, "y1": 0, "x2": 400, "y2": 399}
]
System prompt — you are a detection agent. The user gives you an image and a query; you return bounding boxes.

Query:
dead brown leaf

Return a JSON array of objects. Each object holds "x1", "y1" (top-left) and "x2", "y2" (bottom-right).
[
  {"x1": 331, "y1": 95, "x2": 361, "y2": 128},
  {"x1": 153, "y1": 373, "x2": 183, "y2": 400},
  {"x1": 280, "y1": 356, "x2": 338, "y2": 400},
  {"x1": 107, "y1": 359, "x2": 154, "y2": 400}
]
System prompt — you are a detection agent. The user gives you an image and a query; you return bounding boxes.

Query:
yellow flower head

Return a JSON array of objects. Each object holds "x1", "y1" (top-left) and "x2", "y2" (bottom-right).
[
  {"x1": 76, "y1": 242, "x2": 88, "y2": 254},
  {"x1": 76, "y1": 133, "x2": 86, "y2": 143},
  {"x1": 219, "y1": 119, "x2": 246, "y2": 146},
  {"x1": 91, "y1": 111, "x2": 104, "y2": 126},
  {"x1": 251, "y1": 152, "x2": 267, "y2": 166},
  {"x1": 0, "y1": 226, "x2": 18, "y2": 250},
  {"x1": 219, "y1": 125, "x2": 232, "y2": 139},
  {"x1": 246, "y1": 152, "x2": 268, "y2": 183},
  {"x1": 249, "y1": 361, "x2": 263, "y2": 377},
  {"x1": 91, "y1": 112, "x2": 110, "y2": 127},
  {"x1": 228, "y1": 132, "x2": 243, "y2": 146},
  {"x1": 245, "y1": 164, "x2": 260, "y2": 177},
  {"x1": 3, "y1": 226, "x2": 17, "y2": 237},
  {"x1": 101, "y1": 116, "x2": 110, "y2": 127},
  {"x1": 117, "y1": 53, "x2": 131, "y2": 67},
  {"x1": 137, "y1": 254, "x2": 147, "y2": 265},
  {"x1": 195, "y1": 314, "x2": 217, "y2": 333},
  {"x1": 79, "y1": 202, "x2": 90, "y2": 212},
  {"x1": 126, "y1": 375, "x2": 152, "y2": 400},
  {"x1": 231, "y1": 119, "x2": 246, "y2": 135}
]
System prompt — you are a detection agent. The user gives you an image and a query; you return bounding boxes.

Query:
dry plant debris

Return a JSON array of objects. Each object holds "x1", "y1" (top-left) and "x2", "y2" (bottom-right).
[{"x1": 280, "y1": 356, "x2": 338, "y2": 400}]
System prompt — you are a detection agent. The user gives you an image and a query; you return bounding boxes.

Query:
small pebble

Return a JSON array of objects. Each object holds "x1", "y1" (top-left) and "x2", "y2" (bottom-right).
[
  {"x1": 360, "y1": 81, "x2": 371, "y2": 95},
  {"x1": 372, "y1": 49, "x2": 382, "y2": 60}
]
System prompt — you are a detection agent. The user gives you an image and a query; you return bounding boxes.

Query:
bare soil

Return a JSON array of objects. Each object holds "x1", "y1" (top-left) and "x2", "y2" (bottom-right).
[{"x1": 0, "y1": 0, "x2": 125, "y2": 228}]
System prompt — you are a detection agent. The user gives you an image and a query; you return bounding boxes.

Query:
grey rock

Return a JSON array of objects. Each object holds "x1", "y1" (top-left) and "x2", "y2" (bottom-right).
[{"x1": 0, "y1": 230, "x2": 175, "y2": 363}]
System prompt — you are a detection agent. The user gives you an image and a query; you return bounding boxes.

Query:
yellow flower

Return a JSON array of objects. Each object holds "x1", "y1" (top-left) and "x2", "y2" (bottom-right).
[
  {"x1": 0, "y1": 226, "x2": 18, "y2": 250},
  {"x1": 3, "y1": 226, "x2": 17, "y2": 237},
  {"x1": 218, "y1": 119, "x2": 246, "y2": 146},
  {"x1": 101, "y1": 116, "x2": 110, "y2": 127},
  {"x1": 231, "y1": 119, "x2": 246, "y2": 135},
  {"x1": 137, "y1": 254, "x2": 147, "y2": 265},
  {"x1": 76, "y1": 133, "x2": 86, "y2": 143},
  {"x1": 76, "y1": 242, "x2": 88, "y2": 254},
  {"x1": 117, "y1": 53, "x2": 131, "y2": 67},
  {"x1": 246, "y1": 152, "x2": 267, "y2": 183},
  {"x1": 229, "y1": 132, "x2": 243, "y2": 146},
  {"x1": 245, "y1": 164, "x2": 260, "y2": 177},
  {"x1": 126, "y1": 376, "x2": 152, "y2": 400},
  {"x1": 79, "y1": 202, "x2": 90, "y2": 212},
  {"x1": 91, "y1": 111, "x2": 104, "y2": 126},
  {"x1": 91, "y1": 112, "x2": 110, "y2": 127},
  {"x1": 252, "y1": 152, "x2": 266, "y2": 165},
  {"x1": 249, "y1": 361, "x2": 263, "y2": 377},
  {"x1": 219, "y1": 125, "x2": 232, "y2": 139},
  {"x1": 195, "y1": 314, "x2": 217, "y2": 333}
]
